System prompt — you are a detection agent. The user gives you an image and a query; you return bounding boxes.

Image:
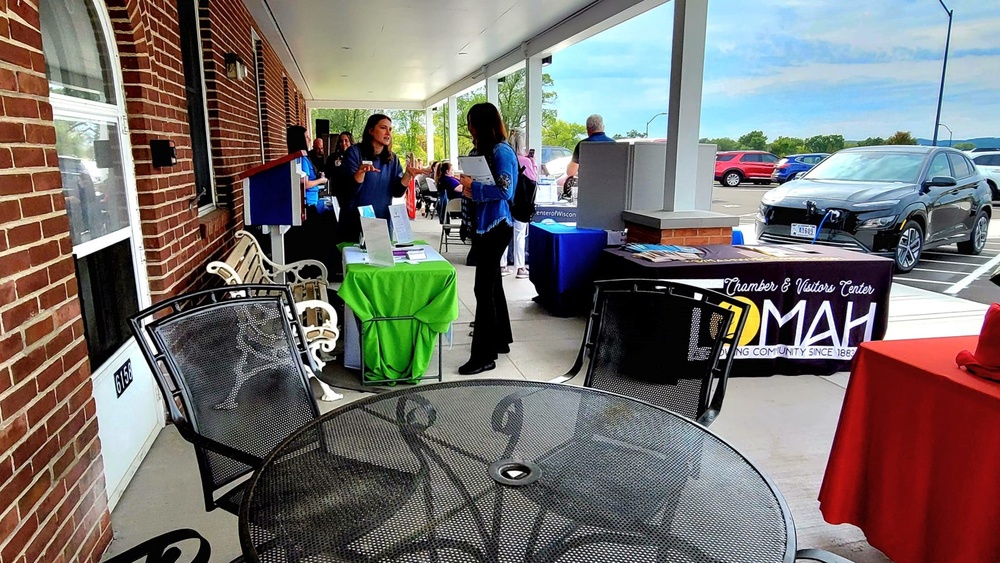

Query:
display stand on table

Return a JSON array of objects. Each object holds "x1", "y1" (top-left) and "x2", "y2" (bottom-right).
[{"x1": 239, "y1": 150, "x2": 307, "y2": 266}]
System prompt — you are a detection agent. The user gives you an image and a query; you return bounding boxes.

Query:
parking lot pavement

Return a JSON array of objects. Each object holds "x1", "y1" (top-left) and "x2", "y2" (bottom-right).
[{"x1": 893, "y1": 218, "x2": 1000, "y2": 305}]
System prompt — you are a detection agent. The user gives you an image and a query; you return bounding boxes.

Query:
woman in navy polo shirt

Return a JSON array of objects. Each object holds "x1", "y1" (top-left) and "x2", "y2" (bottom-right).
[{"x1": 336, "y1": 113, "x2": 423, "y2": 243}]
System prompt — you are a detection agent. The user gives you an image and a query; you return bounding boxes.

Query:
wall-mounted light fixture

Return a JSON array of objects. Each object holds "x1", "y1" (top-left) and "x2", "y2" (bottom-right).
[
  {"x1": 224, "y1": 52, "x2": 247, "y2": 80},
  {"x1": 541, "y1": 55, "x2": 552, "y2": 66}
]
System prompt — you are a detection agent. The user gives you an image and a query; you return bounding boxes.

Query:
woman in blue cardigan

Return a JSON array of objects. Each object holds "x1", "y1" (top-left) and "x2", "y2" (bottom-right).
[{"x1": 457, "y1": 103, "x2": 517, "y2": 375}]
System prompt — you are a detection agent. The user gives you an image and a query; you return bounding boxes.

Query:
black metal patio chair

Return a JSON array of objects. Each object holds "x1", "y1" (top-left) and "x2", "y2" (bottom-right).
[
  {"x1": 559, "y1": 278, "x2": 749, "y2": 426},
  {"x1": 128, "y1": 284, "x2": 321, "y2": 515}
]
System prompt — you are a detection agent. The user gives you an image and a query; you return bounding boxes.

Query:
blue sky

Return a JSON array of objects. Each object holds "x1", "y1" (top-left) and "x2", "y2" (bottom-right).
[{"x1": 545, "y1": 0, "x2": 1000, "y2": 142}]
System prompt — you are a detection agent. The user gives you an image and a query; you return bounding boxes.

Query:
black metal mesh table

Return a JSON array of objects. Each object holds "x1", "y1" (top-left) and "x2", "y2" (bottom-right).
[{"x1": 239, "y1": 380, "x2": 796, "y2": 562}]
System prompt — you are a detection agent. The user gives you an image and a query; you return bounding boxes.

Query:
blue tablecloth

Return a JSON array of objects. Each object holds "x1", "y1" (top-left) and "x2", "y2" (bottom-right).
[{"x1": 527, "y1": 223, "x2": 607, "y2": 317}]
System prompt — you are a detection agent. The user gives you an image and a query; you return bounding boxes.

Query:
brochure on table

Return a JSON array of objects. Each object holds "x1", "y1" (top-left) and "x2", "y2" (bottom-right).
[
  {"x1": 388, "y1": 203, "x2": 415, "y2": 244},
  {"x1": 457, "y1": 156, "x2": 496, "y2": 186},
  {"x1": 343, "y1": 244, "x2": 448, "y2": 265},
  {"x1": 359, "y1": 217, "x2": 394, "y2": 267}
]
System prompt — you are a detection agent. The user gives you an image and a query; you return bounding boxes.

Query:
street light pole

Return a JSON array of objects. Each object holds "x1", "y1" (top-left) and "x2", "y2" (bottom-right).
[
  {"x1": 937, "y1": 123, "x2": 953, "y2": 147},
  {"x1": 644, "y1": 112, "x2": 669, "y2": 138},
  {"x1": 932, "y1": 0, "x2": 953, "y2": 146}
]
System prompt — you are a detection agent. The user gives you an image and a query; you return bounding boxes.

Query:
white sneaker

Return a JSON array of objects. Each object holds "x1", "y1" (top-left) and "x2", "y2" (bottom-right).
[
  {"x1": 516, "y1": 268, "x2": 529, "y2": 279},
  {"x1": 501, "y1": 267, "x2": 512, "y2": 276}
]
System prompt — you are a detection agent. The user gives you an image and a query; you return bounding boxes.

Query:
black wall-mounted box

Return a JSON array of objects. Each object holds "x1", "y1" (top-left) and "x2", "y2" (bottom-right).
[{"x1": 150, "y1": 139, "x2": 177, "y2": 167}]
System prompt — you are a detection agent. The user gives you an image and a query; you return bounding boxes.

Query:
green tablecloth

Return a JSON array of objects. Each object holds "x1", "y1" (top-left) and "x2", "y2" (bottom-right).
[{"x1": 338, "y1": 256, "x2": 458, "y2": 382}]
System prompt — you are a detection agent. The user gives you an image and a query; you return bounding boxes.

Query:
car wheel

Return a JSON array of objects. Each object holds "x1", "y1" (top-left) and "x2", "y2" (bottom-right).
[
  {"x1": 957, "y1": 210, "x2": 988, "y2": 255},
  {"x1": 723, "y1": 171, "x2": 743, "y2": 187},
  {"x1": 894, "y1": 222, "x2": 923, "y2": 273},
  {"x1": 988, "y1": 181, "x2": 999, "y2": 202}
]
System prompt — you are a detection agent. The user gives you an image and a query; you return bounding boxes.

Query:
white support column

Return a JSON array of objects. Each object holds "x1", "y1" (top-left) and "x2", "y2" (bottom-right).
[
  {"x1": 662, "y1": 0, "x2": 708, "y2": 211},
  {"x1": 525, "y1": 56, "x2": 543, "y2": 160},
  {"x1": 425, "y1": 106, "x2": 435, "y2": 162},
  {"x1": 448, "y1": 95, "x2": 459, "y2": 165},
  {"x1": 486, "y1": 75, "x2": 499, "y2": 107}
]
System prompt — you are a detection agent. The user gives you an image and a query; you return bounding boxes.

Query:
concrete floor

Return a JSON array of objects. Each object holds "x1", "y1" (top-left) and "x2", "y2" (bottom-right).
[{"x1": 102, "y1": 215, "x2": 989, "y2": 562}]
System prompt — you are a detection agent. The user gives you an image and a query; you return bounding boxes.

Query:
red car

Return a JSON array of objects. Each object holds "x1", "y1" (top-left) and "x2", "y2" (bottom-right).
[{"x1": 715, "y1": 150, "x2": 779, "y2": 187}]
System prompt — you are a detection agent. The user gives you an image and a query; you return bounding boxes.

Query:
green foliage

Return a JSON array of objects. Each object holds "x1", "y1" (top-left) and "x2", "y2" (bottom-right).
[
  {"x1": 700, "y1": 137, "x2": 739, "y2": 151},
  {"x1": 543, "y1": 118, "x2": 586, "y2": 149},
  {"x1": 856, "y1": 136, "x2": 886, "y2": 147},
  {"x1": 768, "y1": 136, "x2": 807, "y2": 157},
  {"x1": 737, "y1": 130, "x2": 768, "y2": 151},
  {"x1": 886, "y1": 131, "x2": 918, "y2": 145},
  {"x1": 805, "y1": 134, "x2": 845, "y2": 154},
  {"x1": 310, "y1": 108, "x2": 428, "y2": 162},
  {"x1": 953, "y1": 142, "x2": 976, "y2": 151},
  {"x1": 613, "y1": 129, "x2": 647, "y2": 139}
]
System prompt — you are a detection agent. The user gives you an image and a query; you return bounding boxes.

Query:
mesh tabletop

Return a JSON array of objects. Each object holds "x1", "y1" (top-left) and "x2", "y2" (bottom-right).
[{"x1": 239, "y1": 380, "x2": 794, "y2": 563}]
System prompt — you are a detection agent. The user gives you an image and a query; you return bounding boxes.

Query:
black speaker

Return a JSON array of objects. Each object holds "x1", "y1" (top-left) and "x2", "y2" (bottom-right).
[{"x1": 316, "y1": 119, "x2": 330, "y2": 138}]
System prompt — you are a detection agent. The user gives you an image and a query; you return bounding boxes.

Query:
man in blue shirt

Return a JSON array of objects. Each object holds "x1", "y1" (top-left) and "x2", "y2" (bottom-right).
[{"x1": 565, "y1": 114, "x2": 615, "y2": 179}]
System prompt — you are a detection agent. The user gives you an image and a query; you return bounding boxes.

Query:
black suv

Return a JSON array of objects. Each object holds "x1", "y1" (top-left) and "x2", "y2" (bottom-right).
[{"x1": 756, "y1": 146, "x2": 991, "y2": 272}]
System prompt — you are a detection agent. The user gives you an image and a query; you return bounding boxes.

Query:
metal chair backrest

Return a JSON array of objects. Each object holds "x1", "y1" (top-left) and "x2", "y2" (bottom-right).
[
  {"x1": 577, "y1": 279, "x2": 748, "y2": 426},
  {"x1": 129, "y1": 284, "x2": 320, "y2": 512},
  {"x1": 444, "y1": 197, "x2": 463, "y2": 223}
]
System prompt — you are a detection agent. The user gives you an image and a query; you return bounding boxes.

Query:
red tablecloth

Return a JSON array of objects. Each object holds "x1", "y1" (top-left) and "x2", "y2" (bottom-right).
[{"x1": 818, "y1": 336, "x2": 1000, "y2": 563}]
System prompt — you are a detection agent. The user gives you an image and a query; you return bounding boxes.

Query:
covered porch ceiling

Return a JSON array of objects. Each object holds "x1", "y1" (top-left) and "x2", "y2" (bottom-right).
[{"x1": 242, "y1": 0, "x2": 668, "y2": 109}]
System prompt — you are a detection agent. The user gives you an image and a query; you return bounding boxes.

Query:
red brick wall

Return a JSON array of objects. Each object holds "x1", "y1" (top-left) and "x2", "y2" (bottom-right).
[
  {"x1": 1, "y1": 0, "x2": 311, "y2": 561},
  {"x1": 626, "y1": 223, "x2": 734, "y2": 246},
  {"x1": 105, "y1": 0, "x2": 309, "y2": 300},
  {"x1": 0, "y1": 2, "x2": 113, "y2": 562}
]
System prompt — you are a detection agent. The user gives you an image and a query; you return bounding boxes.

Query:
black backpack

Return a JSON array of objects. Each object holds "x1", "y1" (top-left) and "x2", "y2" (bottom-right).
[{"x1": 510, "y1": 166, "x2": 537, "y2": 223}]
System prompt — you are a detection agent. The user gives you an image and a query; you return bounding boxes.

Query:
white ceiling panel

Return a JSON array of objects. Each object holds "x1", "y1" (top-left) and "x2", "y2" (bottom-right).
[{"x1": 244, "y1": 0, "x2": 667, "y2": 108}]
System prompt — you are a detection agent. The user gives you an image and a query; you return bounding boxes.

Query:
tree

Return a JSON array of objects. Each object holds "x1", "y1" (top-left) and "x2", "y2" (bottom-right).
[
  {"x1": 805, "y1": 134, "x2": 845, "y2": 154},
  {"x1": 613, "y1": 129, "x2": 647, "y2": 139},
  {"x1": 700, "y1": 137, "x2": 739, "y2": 151},
  {"x1": 737, "y1": 130, "x2": 768, "y2": 151},
  {"x1": 954, "y1": 142, "x2": 976, "y2": 151},
  {"x1": 769, "y1": 136, "x2": 807, "y2": 157},
  {"x1": 543, "y1": 119, "x2": 586, "y2": 149},
  {"x1": 856, "y1": 136, "x2": 886, "y2": 147},
  {"x1": 886, "y1": 131, "x2": 918, "y2": 145}
]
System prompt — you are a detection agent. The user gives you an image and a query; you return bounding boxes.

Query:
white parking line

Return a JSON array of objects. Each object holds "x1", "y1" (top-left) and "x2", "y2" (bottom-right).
[
  {"x1": 917, "y1": 257, "x2": 989, "y2": 267},
  {"x1": 900, "y1": 278, "x2": 953, "y2": 285},
  {"x1": 921, "y1": 252, "x2": 990, "y2": 261},
  {"x1": 945, "y1": 251, "x2": 1000, "y2": 294},
  {"x1": 910, "y1": 267, "x2": 972, "y2": 275}
]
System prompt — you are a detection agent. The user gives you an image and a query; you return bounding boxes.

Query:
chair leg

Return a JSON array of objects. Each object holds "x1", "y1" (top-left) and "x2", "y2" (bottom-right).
[{"x1": 302, "y1": 364, "x2": 343, "y2": 402}]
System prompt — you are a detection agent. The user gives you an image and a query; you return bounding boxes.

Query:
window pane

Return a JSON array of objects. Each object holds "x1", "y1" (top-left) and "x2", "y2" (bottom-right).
[
  {"x1": 948, "y1": 153, "x2": 973, "y2": 178},
  {"x1": 55, "y1": 119, "x2": 131, "y2": 245},
  {"x1": 40, "y1": 0, "x2": 115, "y2": 103},
  {"x1": 927, "y1": 154, "x2": 951, "y2": 178},
  {"x1": 75, "y1": 238, "x2": 139, "y2": 369},
  {"x1": 716, "y1": 154, "x2": 735, "y2": 162}
]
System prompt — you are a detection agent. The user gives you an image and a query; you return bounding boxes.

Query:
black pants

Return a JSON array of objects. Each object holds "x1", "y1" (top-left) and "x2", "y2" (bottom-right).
[{"x1": 470, "y1": 223, "x2": 514, "y2": 362}]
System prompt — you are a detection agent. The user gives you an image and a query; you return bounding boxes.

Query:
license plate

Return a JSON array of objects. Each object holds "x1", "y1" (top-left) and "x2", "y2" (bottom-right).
[{"x1": 791, "y1": 223, "x2": 816, "y2": 238}]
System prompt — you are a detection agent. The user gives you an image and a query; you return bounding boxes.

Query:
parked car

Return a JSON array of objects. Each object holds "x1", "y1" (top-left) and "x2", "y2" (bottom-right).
[
  {"x1": 771, "y1": 153, "x2": 829, "y2": 184},
  {"x1": 969, "y1": 151, "x2": 1000, "y2": 200},
  {"x1": 540, "y1": 145, "x2": 572, "y2": 177},
  {"x1": 756, "y1": 146, "x2": 992, "y2": 273},
  {"x1": 715, "y1": 150, "x2": 779, "y2": 187}
]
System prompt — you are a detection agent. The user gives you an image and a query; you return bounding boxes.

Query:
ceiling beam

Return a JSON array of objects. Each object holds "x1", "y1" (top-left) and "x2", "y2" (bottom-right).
[
  {"x1": 305, "y1": 100, "x2": 427, "y2": 112},
  {"x1": 422, "y1": 0, "x2": 669, "y2": 108}
]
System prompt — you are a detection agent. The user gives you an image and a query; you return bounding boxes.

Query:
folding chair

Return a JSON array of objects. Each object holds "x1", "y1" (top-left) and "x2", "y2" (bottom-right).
[
  {"x1": 439, "y1": 198, "x2": 466, "y2": 253},
  {"x1": 128, "y1": 284, "x2": 322, "y2": 514}
]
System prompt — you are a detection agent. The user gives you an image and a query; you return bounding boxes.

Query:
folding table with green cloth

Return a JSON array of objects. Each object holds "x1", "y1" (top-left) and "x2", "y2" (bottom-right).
[{"x1": 338, "y1": 251, "x2": 459, "y2": 383}]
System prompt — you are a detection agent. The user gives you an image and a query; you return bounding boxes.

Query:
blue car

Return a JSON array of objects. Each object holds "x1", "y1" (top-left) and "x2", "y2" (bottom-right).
[{"x1": 771, "y1": 153, "x2": 829, "y2": 184}]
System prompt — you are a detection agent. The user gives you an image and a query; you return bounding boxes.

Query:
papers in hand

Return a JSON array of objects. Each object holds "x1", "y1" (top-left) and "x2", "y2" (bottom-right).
[{"x1": 457, "y1": 156, "x2": 496, "y2": 186}]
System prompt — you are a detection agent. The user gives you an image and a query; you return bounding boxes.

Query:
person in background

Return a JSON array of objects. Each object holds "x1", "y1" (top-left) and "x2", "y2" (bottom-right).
[
  {"x1": 307, "y1": 137, "x2": 325, "y2": 171},
  {"x1": 457, "y1": 102, "x2": 517, "y2": 375},
  {"x1": 435, "y1": 161, "x2": 463, "y2": 224},
  {"x1": 325, "y1": 131, "x2": 354, "y2": 178},
  {"x1": 500, "y1": 128, "x2": 536, "y2": 279},
  {"x1": 283, "y1": 125, "x2": 331, "y2": 269},
  {"x1": 563, "y1": 113, "x2": 614, "y2": 198},
  {"x1": 336, "y1": 114, "x2": 423, "y2": 244}
]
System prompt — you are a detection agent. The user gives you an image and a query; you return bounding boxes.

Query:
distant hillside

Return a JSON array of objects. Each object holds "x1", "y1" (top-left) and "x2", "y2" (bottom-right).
[{"x1": 915, "y1": 137, "x2": 1000, "y2": 148}]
